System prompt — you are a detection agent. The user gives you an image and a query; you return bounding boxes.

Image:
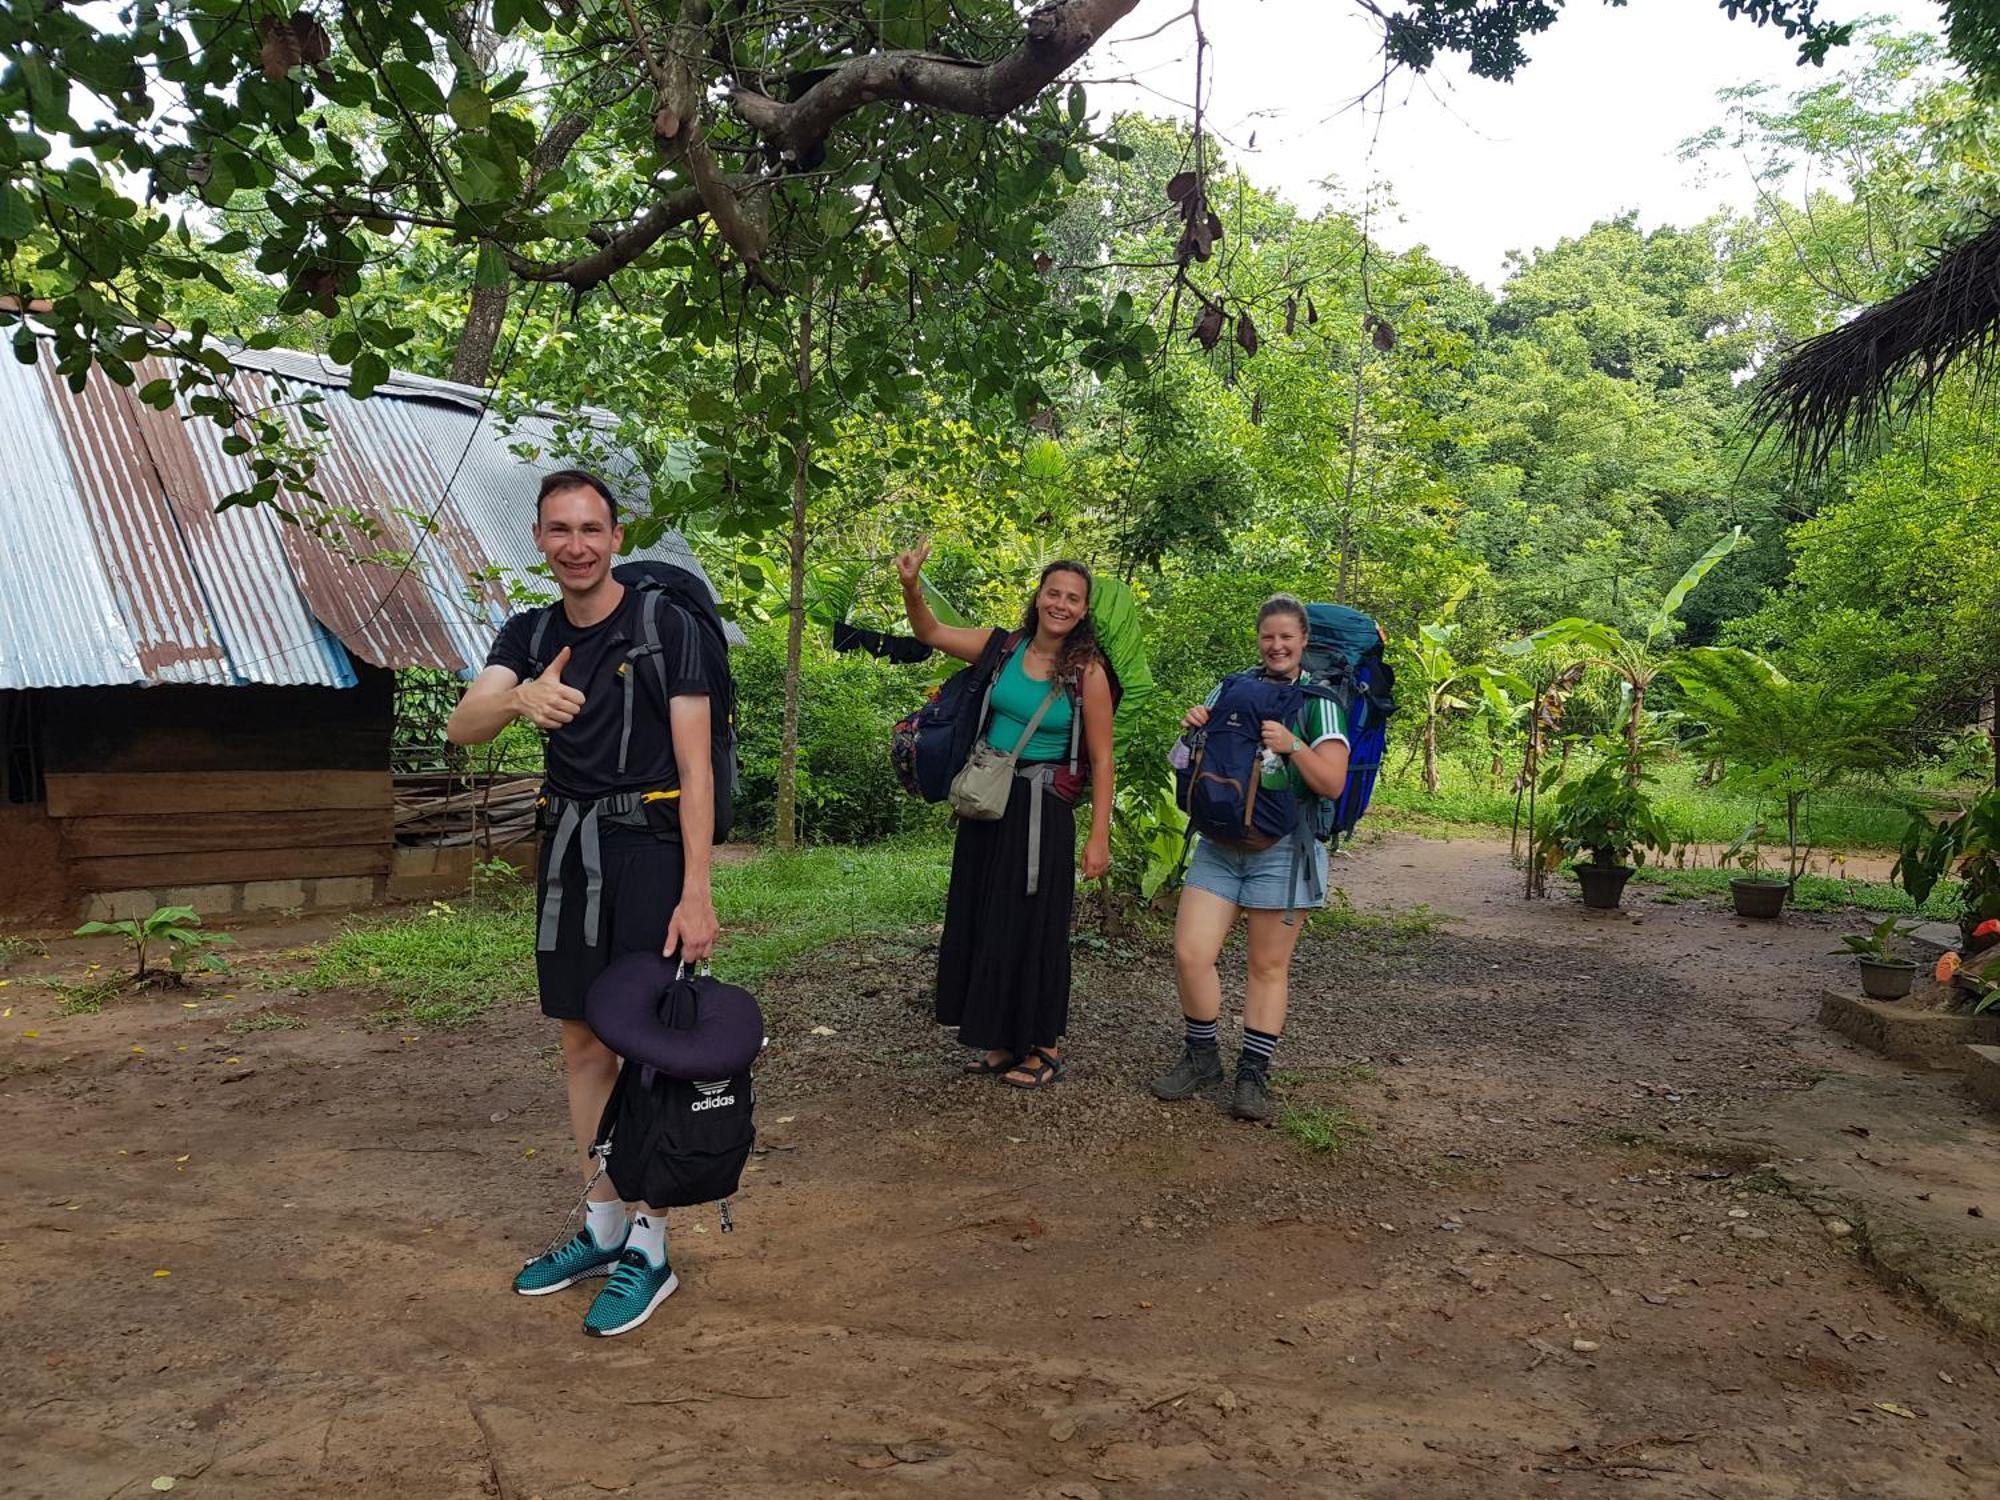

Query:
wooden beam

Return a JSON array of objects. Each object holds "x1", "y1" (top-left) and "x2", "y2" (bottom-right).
[
  {"x1": 47, "y1": 771, "x2": 390, "y2": 818},
  {"x1": 61, "y1": 808, "x2": 392, "y2": 858},
  {"x1": 68, "y1": 845, "x2": 389, "y2": 890}
]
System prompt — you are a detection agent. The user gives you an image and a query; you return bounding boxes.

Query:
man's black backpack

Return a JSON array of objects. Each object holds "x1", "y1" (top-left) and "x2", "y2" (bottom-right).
[
  {"x1": 594, "y1": 1061, "x2": 756, "y2": 1210},
  {"x1": 526, "y1": 560, "x2": 738, "y2": 840}
]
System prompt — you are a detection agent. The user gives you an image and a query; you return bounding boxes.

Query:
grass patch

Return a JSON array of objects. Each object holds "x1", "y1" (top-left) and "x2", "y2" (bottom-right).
[
  {"x1": 305, "y1": 837, "x2": 953, "y2": 1027},
  {"x1": 46, "y1": 977, "x2": 121, "y2": 1015},
  {"x1": 226, "y1": 1011, "x2": 307, "y2": 1034},
  {"x1": 0, "y1": 935, "x2": 49, "y2": 964},
  {"x1": 1624, "y1": 865, "x2": 1963, "y2": 917},
  {"x1": 1373, "y1": 754, "x2": 1947, "y2": 853},
  {"x1": 304, "y1": 903, "x2": 537, "y2": 1027},
  {"x1": 1278, "y1": 1102, "x2": 1370, "y2": 1155},
  {"x1": 1310, "y1": 890, "x2": 1446, "y2": 939}
]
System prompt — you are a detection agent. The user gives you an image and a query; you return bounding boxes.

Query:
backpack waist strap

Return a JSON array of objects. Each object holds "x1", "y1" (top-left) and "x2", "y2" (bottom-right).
[{"x1": 535, "y1": 788, "x2": 679, "y2": 951}]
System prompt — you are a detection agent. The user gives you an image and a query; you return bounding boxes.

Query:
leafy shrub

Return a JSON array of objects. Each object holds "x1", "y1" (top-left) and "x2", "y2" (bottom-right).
[{"x1": 731, "y1": 620, "x2": 948, "y2": 844}]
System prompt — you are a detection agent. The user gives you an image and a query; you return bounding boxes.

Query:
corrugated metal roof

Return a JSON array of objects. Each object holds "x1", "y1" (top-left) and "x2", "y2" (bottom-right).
[
  {"x1": 0, "y1": 338, "x2": 733, "y2": 688},
  {"x1": 0, "y1": 358, "x2": 145, "y2": 689}
]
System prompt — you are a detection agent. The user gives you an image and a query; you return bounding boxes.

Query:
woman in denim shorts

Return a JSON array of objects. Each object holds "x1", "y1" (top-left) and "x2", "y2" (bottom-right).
[{"x1": 1150, "y1": 595, "x2": 1351, "y2": 1122}]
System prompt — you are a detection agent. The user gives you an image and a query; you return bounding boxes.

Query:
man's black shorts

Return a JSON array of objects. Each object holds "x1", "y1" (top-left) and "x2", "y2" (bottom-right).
[{"x1": 535, "y1": 827, "x2": 685, "y2": 1022}]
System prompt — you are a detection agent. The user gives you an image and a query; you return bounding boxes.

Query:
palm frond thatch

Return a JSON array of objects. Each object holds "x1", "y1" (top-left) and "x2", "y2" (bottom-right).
[{"x1": 1750, "y1": 220, "x2": 2000, "y2": 479}]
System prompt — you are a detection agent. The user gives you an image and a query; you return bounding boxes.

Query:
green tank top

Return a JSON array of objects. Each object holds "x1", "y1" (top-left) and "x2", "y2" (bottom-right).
[{"x1": 987, "y1": 642, "x2": 1074, "y2": 762}]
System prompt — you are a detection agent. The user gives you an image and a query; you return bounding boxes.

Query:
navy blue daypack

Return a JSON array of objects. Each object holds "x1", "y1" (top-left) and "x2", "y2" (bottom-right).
[
  {"x1": 1177, "y1": 672, "x2": 1326, "y2": 846},
  {"x1": 891, "y1": 629, "x2": 1014, "y2": 802}
]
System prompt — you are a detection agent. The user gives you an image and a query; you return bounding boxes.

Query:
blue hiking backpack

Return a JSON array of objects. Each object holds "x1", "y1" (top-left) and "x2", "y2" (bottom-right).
[{"x1": 1300, "y1": 604, "x2": 1395, "y2": 850}]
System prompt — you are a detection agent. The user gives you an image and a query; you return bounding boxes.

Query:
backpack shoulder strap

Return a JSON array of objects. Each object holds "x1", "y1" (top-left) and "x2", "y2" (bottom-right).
[{"x1": 526, "y1": 602, "x2": 558, "y2": 673}]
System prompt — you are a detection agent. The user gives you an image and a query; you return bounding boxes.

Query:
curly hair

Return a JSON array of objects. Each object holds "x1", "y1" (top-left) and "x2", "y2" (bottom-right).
[{"x1": 1019, "y1": 559, "x2": 1103, "y2": 683}]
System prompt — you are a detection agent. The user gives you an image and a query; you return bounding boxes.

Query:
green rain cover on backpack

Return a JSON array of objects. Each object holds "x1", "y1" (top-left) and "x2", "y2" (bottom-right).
[{"x1": 1089, "y1": 575, "x2": 1154, "y2": 746}]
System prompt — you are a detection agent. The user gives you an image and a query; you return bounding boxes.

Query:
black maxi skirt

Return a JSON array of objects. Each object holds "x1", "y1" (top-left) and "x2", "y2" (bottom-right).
[{"x1": 935, "y1": 770, "x2": 1075, "y2": 1057}]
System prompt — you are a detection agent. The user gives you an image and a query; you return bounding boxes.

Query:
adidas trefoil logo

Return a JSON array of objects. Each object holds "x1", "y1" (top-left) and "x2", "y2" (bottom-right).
[{"x1": 690, "y1": 1078, "x2": 735, "y2": 1112}]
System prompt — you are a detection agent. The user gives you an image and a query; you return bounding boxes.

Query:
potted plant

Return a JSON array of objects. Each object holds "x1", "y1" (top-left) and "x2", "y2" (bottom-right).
[
  {"x1": 1834, "y1": 915, "x2": 1921, "y2": 1001},
  {"x1": 1535, "y1": 760, "x2": 1674, "y2": 910},
  {"x1": 1669, "y1": 648, "x2": 1912, "y2": 916},
  {"x1": 1723, "y1": 822, "x2": 1790, "y2": 919}
]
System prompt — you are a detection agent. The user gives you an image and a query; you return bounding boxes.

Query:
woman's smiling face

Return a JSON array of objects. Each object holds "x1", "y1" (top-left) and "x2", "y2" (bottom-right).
[
  {"x1": 1258, "y1": 611, "x2": 1306, "y2": 676},
  {"x1": 1037, "y1": 568, "x2": 1089, "y2": 637}
]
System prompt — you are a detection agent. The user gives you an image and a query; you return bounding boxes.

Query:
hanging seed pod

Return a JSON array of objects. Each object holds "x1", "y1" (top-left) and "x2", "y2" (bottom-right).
[
  {"x1": 1236, "y1": 311, "x2": 1258, "y2": 356},
  {"x1": 1166, "y1": 170, "x2": 1198, "y2": 205},
  {"x1": 1283, "y1": 296, "x2": 1298, "y2": 336},
  {"x1": 1305, "y1": 297, "x2": 1319, "y2": 324},
  {"x1": 1192, "y1": 302, "x2": 1225, "y2": 350}
]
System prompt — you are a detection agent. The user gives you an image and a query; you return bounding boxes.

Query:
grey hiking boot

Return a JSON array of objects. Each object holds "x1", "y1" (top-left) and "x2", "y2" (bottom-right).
[
  {"x1": 1151, "y1": 1044, "x2": 1224, "y2": 1101},
  {"x1": 1228, "y1": 1065, "x2": 1278, "y2": 1123}
]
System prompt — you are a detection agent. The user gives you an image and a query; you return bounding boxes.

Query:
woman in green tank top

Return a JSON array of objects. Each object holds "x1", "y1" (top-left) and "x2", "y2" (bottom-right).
[{"x1": 896, "y1": 540, "x2": 1115, "y2": 1091}]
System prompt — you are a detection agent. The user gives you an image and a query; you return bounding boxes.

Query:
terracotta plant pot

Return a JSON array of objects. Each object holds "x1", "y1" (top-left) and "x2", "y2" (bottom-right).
[
  {"x1": 1856, "y1": 956, "x2": 1918, "y2": 1001},
  {"x1": 1730, "y1": 877, "x2": 1790, "y2": 920},
  {"x1": 1573, "y1": 863, "x2": 1635, "y2": 910}
]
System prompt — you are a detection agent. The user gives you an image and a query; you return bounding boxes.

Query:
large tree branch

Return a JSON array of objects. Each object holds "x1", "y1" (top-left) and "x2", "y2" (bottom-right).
[
  {"x1": 730, "y1": 0, "x2": 1140, "y2": 157},
  {"x1": 505, "y1": 186, "x2": 708, "y2": 286}
]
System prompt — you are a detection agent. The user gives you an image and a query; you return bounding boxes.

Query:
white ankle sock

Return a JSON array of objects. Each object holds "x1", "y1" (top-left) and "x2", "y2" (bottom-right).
[
  {"x1": 585, "y1": 1197, "x2": 628, "y2": 1247},
  {"x1": 628, "y1": 1212, "x2": 668, "y2": 1268}
]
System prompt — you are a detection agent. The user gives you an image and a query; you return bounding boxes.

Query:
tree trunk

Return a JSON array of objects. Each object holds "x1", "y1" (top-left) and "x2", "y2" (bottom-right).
[
  {"x1": 452, "y1": 283, "x2": 512, "y2": 386},
  {"x1": 1624, "y1": 679, "x2": 1646, "y2": 784},
  {"x1": 1990, "y1": 677, "x2": 1999, "y2": 789},
  {"x1": 449, "y1": 109, "x2": 595, "y2": 386},
  {"x1": 1423, "y1": 713, "x2": 1439, "y2": 796},
  {"x1": 775, "y1": 298, "x2": 813, "y2": 849},
  {"x1": 1335, "y1": 342, "x2": 1366, "y2": 603}
]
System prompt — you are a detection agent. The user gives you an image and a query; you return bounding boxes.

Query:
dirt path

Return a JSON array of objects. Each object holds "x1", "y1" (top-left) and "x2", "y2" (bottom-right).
[{"x1": 3, "y1": 833, "x2": 1997, "y2": 1499}]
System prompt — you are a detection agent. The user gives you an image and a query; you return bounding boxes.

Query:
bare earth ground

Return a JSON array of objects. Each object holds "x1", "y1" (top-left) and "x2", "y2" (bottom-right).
[{"x1": 3, "y1": 832, "x2": 1998, "y2": 1500}]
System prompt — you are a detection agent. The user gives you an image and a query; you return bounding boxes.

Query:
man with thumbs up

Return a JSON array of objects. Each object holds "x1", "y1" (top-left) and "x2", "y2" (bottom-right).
[{"x1": 448, "y1": 470, "x2": 719, "y2": 1330}]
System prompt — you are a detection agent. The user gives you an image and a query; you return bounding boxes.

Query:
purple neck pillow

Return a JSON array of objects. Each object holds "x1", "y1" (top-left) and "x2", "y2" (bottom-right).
[{"x1": 583, "y1": 953, "x2": 765, "y2": 1079}]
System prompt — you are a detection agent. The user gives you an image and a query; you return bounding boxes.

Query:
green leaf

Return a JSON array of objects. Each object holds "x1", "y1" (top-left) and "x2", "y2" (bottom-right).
[
  {"x1": 350, "y1": 351, "x2": 390, "y2": 399},
  {"x1": 448, "y1": 87, "x2": 492, "y2": 131},
  {"x1": 0, "y1": 183, "x2": 33, "y2": 240},
  {"x1": 385, "y1": 61, "x2": 448, "y2": 115},
  {"x1": 328, "y1": 329, "x2": 362, "y2": 364},
  {"x1": 473, "y1": 241, "x2": 509, "y2": 288},
  {"x1": 1645, "y1": 526, "x2": 1747, "y2": 646},
  {"x1": 1068, "y1": 83, "x2": 1087, "y2": 125}
]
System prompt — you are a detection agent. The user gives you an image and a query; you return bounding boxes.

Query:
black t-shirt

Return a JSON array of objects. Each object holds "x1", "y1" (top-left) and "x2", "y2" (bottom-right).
[{"x1": 485, "y1": 586, "x2": 712, "y2": 801}]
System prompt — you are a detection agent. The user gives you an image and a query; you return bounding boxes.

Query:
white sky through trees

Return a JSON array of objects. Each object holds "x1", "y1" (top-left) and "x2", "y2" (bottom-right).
[{"x1": 1091, "y1": 0, "x2": 1943, "y2": 286}]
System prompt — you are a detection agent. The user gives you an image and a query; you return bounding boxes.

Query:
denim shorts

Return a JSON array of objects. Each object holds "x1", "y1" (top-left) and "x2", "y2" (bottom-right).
[{"x1": 1184, "y1": 835, "x2": 1328, "y2": 911}]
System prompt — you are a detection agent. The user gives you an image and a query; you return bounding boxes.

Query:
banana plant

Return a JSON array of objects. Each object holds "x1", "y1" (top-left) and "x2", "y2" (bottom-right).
[
  {"x1": 1505, "y1": 528, "x2": 1747, "y2": 781},
  {"x1": 1401, "y1": 611, "x2": 1530, "y2": 796}
]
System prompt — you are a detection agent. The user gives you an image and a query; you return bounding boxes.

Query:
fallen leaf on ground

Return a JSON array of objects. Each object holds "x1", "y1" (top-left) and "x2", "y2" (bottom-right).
[
  {"x1": 151, "y1": 1479, "x2": 177, "y2": 1493},
  {"x1": 809, "y1": 1026, "x2": 837, "y2": 1036},
  {"x1": 1049, "y1": 1416, "x2": 1078, "y2": 1442},
  {"x1": 152, "y1": 1269, "x2": 170, "y2": 1278},
  {"x1": 1874, "y1": 1402, "x2": 1919, "y2": 1420},
  {"x1": 851, "y1": 1452, "x2": 900, "y2": 1470}
]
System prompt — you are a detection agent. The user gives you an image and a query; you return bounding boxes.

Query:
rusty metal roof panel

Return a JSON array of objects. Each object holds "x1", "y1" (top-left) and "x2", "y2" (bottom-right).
[
  {"x1": 282, "y1": 377, "x2": 510, "y2": 672},
  {"x1": 0, "y1": 358, "x2": 146, "y2": 689},
  {"x1": 125, "y1": 363, "x2": 357, "y2": 688},
  {"x1": 33, "y1": 360, "x2": 234, "y2": 685}
]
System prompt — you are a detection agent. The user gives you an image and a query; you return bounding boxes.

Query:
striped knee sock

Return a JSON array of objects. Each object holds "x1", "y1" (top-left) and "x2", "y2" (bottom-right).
[
  {"x1": 1240, "y1": 1026, "x2": 1280, "y2": 1074},
  {"x1": 1184, "y1": 1017, "x2": 1219, "y2": 1051}
]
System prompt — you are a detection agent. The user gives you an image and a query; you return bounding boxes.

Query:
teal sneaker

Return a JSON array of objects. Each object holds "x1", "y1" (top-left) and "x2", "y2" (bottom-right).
[
  {"x1": 513, "y1": 1224, "x2": 626, "y2": 1296},
  {"x1": 582, "y1": 1249, "x2": 679, "y2": 1338}
]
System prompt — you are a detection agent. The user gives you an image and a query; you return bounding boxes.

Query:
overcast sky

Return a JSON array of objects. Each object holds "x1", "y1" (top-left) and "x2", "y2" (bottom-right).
[{"x1": 1085, "y1": 0, "x2": 1943, "y2": 287}]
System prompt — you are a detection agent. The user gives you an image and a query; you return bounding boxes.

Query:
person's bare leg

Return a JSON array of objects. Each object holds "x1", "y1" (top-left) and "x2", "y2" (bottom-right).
[
  {"x1": 1228, "y1": 909, "x2": 1307, "y2": 1121},
  {"x1": 1174, "y1": 885, "x2": 1240, "y2": 1023},
  {"x1": 1150, "y1": 886, "x2": 1239, "y2": 1099},
  {"x1": 559, "y1": 1020, "x2": 621, "y2": 1203},
  {"x1": 1242, "y1": 909, "x2": 1306, "y2": 1039}
]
